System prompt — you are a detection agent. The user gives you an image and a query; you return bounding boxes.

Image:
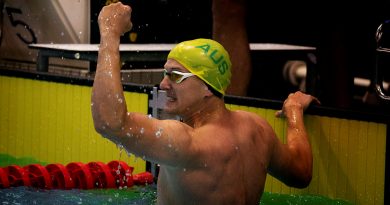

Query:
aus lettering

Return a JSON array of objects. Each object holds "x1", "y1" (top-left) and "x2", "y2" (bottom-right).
[
  {"x1": 218, "y1": 61, "x2": 228, "y2": 75},
  {"x1": 196, "y1": 44, "x2": 228, "y2": 75}
]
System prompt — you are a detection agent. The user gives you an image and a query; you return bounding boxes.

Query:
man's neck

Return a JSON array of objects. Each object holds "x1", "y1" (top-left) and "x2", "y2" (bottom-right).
[{"x1": 183, "y1": 96, "x2": 227, "y2": 128}]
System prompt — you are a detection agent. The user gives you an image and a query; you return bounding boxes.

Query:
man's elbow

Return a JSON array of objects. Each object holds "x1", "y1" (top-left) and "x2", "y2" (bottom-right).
[
  {"x1": 93, "y1": 121, "x2": 106, "y2": 135},
  {"x1": 92, "y1": 117, "x2": 110, "y2": 136},
  {"x1": 92, "y1": 111, "x2": 124, "y2": 135},
  {"x1": 93, "y1": 121, "x2": 125, "y2": 145},
  {"x1": 289, "y1": 168, "x2": 312, "y2": 188},
  {"x1": 294, "y1": 171, "x2": 312, "y2": 188},
  {"x1": 280, "y1": 165, "x2": 312, "y2": 188},
  {"x1": 93, "y1": 119, "x2": 123, "y2": 136},
  {"x1": 292, "y1": 150, "x2": 313, "y2": 188}
]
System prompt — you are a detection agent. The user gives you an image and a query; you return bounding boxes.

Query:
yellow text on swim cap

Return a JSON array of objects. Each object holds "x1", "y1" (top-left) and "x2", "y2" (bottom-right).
[{"x1": 195, "y1": 44, "x2": 229, "y2": 75}]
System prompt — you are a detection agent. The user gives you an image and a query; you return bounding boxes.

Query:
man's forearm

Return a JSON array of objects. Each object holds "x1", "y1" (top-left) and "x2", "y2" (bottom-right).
[{"x1": 91, "y1": 36, "x2": 127, "y2": 134}]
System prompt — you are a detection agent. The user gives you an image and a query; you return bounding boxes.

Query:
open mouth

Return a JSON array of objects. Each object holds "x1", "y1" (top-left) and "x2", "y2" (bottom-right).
[
  {"x1": 165, "y1": 90, "x2": 177, "y2": 102},
  {"x1": 166, "y1": 96, "x2": 176, "y2": 102}
]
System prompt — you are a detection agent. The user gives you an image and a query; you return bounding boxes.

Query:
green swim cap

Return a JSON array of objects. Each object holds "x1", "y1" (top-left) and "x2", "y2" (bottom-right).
[{"x1": 167, "y1": 38, "x2": 232, "y2": 95}]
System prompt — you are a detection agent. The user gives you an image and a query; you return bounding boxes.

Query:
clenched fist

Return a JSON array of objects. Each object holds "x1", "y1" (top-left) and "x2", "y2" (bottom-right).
[{"x1": 98, "y1": 2, "x2": 133, "y2": 38}]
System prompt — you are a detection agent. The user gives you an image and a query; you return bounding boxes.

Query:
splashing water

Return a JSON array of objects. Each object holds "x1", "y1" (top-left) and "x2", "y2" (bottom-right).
[{"x1": 117, "y1": 143, "x2": 124, "y2": 159}]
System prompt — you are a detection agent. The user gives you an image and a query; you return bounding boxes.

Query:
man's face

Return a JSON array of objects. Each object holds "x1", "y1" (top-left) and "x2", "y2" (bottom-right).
[{"x1": 159, "y1": 59, "x2": 209, "y2": 115}]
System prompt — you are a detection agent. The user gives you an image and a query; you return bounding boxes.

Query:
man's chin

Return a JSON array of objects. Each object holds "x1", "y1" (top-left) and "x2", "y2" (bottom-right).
[
  {"x1": 161, "y1": 102, "x2": 173, "y2": 112},
  {"x1": 160, "y1": 107, "x2": 180, "y2": 119},
  {"x1": 163, "y1": 107, "x2": 178, "y2": 115}
]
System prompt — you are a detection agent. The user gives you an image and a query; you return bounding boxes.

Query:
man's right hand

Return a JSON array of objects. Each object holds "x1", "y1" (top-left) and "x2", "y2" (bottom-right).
[
  {"x1": 98, "y1": 2, "x2": 133, "y2": 38},
  {"x1": 275, "y1": 91, "x2": 320, "y2": 118}
]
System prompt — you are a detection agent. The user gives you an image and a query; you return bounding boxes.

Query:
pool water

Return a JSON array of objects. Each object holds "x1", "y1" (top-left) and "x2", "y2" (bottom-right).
[
  {"x1": 260, "y1": 192, "x2": 354, "y2": 205},
  {"x1": 0, "y1": 185, "x2": 157, "y2": 205},
  {"x1": 1, "y1": 185, "x2": 354, "y2": 205}
]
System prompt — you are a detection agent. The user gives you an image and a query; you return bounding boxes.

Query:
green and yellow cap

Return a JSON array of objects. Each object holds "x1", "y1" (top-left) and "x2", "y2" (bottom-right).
[{"x1": 167, "y1": 38, "x2": 232, "y2": 95}]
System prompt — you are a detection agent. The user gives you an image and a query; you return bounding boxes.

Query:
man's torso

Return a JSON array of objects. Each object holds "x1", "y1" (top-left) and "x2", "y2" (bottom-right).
[{"x1": 157, "y1": 110, "x2": 275, "y2": 205}]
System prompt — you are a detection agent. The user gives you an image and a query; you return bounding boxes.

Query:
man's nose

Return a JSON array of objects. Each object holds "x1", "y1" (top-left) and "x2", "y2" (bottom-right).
[{"x1": 159, "y1": 76, "x2": 171, "y2": 90}]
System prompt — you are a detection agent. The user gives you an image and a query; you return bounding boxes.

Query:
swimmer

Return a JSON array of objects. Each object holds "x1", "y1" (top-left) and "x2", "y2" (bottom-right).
[{"x1": 91, "y1": 2, "x2": 320, "y2": 205}]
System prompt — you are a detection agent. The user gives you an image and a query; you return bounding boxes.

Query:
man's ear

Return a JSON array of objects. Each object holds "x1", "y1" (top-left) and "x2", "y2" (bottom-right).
[{"x1": 204, "y1": 86, "x2": 213, "y2": 97}]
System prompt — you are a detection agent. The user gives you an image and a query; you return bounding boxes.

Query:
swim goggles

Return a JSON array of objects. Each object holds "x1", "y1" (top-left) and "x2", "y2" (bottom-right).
[{"x1": 163, "y1": 69, "x2": 195, "y2": 84}]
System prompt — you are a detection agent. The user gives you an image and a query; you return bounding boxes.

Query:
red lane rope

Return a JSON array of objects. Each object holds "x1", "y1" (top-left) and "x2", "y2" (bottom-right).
[
  {"x1": 46, "y1": 163, "x2": 74, "y2": 189},
  {"x1": 0, "y1": 161, "x2": 153, "y2": 190},
  {"x1": 0, "y1": 168, "x2": 10, "y2": 188}
]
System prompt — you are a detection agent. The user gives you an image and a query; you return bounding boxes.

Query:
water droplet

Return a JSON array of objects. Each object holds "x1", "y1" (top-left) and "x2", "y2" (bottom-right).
[
  {"x1": 117, "y1": 143, "x2": 124, "y2": 150},
  {"x1": 140, "y1": 128, "x2": 145, "y2": 134},
  {"x1": 155, "y1": 127, "x2": 163, "y2": 138},
  {"x1": 183, "y1": 168, "x2": 187, "y2": 172},
  {"x1": 106, "y1": 71, "x2": 112, "y2": 78}
]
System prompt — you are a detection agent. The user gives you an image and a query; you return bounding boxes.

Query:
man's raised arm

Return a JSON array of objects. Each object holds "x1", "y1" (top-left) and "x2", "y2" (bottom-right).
[{"x1": 91, "y1": 2, "x2": 132, "y2": 137}]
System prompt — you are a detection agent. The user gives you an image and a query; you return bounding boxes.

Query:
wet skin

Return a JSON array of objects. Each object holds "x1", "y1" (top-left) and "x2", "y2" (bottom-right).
[{"x1": 91, "y1": 2, "x2": 319, "y2": 205}]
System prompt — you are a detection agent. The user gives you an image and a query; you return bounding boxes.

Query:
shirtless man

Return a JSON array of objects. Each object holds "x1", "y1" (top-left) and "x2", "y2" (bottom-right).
[{"x1": 91, "y1": 2, "x2": 319, "y2": 204}]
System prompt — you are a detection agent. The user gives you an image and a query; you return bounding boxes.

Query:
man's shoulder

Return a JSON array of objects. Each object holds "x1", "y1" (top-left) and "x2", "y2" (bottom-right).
[
  {"x1": 231, "y1": 110, "x2": 270, "y2": 126},
  {"x1": 232, "y1": 109, "x2": 261, "y2": 118}
]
